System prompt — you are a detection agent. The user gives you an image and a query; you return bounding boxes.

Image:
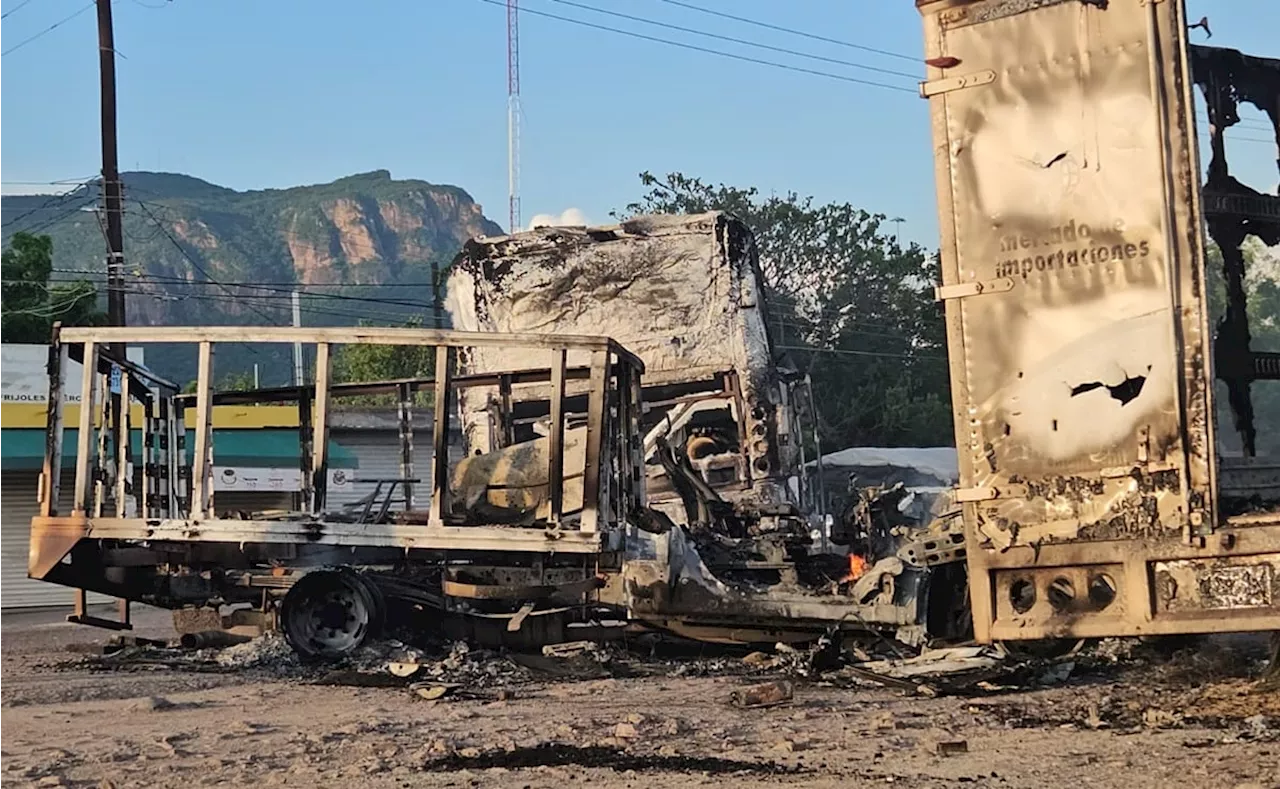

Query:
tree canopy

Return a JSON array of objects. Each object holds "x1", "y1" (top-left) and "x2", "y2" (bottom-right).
[
  {"x1": 1, "y1": 232, "x2": 105, "y2": 343},
  {"x1": 620, "y1": 172, "x2": 953, "y2": 450}
]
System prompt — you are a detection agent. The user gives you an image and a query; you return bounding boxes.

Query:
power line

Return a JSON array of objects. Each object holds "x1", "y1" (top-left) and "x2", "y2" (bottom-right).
[
  {"x1": 651, "y1": 0, "x2": 920, "y2": 64},
  {"x1": 49, "y1": 271, "x2": 445, "y2": 322},
  {"x1": 4, "y1": 199, "x2": 98, "y2": 238},
  {"x1": 2, "y1": 1, "x2": 94, "y2": 56},
  {"x1": 49, "y1": 270, "x2": 436, "y2": 288},
  {"x1": 479, "y1": 0, "x2": 916, "y2": 94},
  {"x1": 109, "y1": 270, "x2": 441, "y2": 312},
  {"x1": 546, "y1": 0, "x2": 919, "y2": 80},
  {"x1": 135, "y1": 200, "x2": 283, "y2": 328},
  {"x1": 1, "y1": 0, "x2": 37, "y2": 20},
  {"x1": 775, "y1": 343, "x2": 944, "y2": 361},
  {"x1": 22, "y1": 276, "x2": 428, "y2": 325},
  {"x1": 0, "y1": 176, "x2": 98, "y2": 185},
  {"x1": 2, "y1": 182, "x2": 93, "y2": 229}
]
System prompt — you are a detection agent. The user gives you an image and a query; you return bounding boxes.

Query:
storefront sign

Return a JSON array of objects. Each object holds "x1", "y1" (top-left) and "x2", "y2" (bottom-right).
[
  {"x1": 1, "y1": 344, "x2": 145, "y2": 404},
  {"x1": 212, "y1": 466, "x2": 355, "y2": 492}
]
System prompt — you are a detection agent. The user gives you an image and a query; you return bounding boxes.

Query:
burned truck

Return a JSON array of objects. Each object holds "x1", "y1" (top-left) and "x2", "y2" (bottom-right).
[
  {"x1": 27, "y1": 326, "x2": 650, "y2": 657},
  {"x1": 448, "y1": 212, "x2": 969, "y2": 644},
  {"x1": 915, "y1": 0, "x2": 1280, "y2": 642}
]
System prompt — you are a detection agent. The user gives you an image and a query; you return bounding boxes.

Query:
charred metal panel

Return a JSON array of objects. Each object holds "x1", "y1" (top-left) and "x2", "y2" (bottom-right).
[
  {"x1": 447, "y1": 213, "x2": 800, "y2": 522},
  {"x1": 921, "y1": 0, "x2": 1218, "y2": 637},
  {"x1": 1153, "y1": 556, "x2": 1277, "y2": 613},
  {"x1": 1191, "y1": 44, "x2": 1280, "y2": 459}
]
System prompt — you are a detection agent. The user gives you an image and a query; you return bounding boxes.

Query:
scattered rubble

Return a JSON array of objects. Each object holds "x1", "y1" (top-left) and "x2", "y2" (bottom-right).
[
  {"x1": 930, "y1": 738, "x2": 969, "y2": 757},
  {"x1": 213, "y1": 632, "x2": 298, "y2": 670},
  {"x1": 729, "y1": 680, "x2": 794, "y2": 708}
]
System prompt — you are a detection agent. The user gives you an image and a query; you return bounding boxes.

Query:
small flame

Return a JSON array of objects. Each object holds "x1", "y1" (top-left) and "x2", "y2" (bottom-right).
[{"x1": 841, "y1": 554, "x2": 869, "y2": 584}]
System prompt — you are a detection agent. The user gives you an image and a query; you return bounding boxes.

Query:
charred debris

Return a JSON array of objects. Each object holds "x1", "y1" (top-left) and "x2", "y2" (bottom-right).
[{"x1": 27, "y1": 219, "x2": 969, "y2": 670}]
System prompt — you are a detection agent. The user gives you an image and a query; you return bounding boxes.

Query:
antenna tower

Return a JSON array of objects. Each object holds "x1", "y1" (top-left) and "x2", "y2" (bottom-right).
[{"x1": 507, "y1": 0, "x2": 521, "y2": 233}]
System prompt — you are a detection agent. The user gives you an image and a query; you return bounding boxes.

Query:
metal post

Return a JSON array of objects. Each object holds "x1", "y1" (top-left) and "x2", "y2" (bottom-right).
[
  {"x1": 114, "y1": 377, "x2": 130, "y2": 517},
  {"x1": 172, "y1": 399, "x2": 188, "y2": 516},
  {"x1": 397, "y1": 382, "x2": 415, "y2": 510},
  {"x1": 547, "y1": 349, "x2": 567, "y2": 524},
  {"x1": 41, "y1": 335, "x2": 68, "y2": 517},
  {"x1": 191, "y1": 342, "x2": 214, "y2": 519},
  {"x1": 311, "y1": 343, "x2": 331, "y2": 514},
  {"x1": 297, "y1": 393, "x2": 313, "y2": 513},
  {"x1": 429, "y1": 345, "x2": 455, "y2": 526},
  {"x1": 291, "y1": 291, "x2": 304, "y2": 387},
  {"x1": 580, "y1": 350, "x2": 608, "y2": 533},
  {"x1": 93, "y1": 372, "x2": 109, "y2": 518}
]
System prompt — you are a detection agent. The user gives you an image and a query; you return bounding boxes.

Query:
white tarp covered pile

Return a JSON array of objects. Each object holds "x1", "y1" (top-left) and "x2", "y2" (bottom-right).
[
  {"x1": 817, "y1": 447, "x2": 959, "y2": 486},
  {"x1": 814, "y1": 446, "x2": 959, "y2": 522}
]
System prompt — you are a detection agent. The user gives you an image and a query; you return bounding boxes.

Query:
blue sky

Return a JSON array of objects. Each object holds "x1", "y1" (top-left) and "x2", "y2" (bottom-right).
[{"x1": 1, "y1": 0, "x2": 1277, "y2": 247}]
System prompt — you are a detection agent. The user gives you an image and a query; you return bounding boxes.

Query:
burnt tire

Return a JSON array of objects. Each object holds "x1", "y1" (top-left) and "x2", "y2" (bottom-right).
[{"x1": 281, "y1": 568, "x2": 382, "y2": 661}]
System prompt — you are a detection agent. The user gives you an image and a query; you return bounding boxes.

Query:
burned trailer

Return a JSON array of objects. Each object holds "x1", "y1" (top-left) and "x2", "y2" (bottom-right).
[
  {"x1": 448, "y1": 213, "x2": 968, "y2": 645},
  {"x1": 28, "y1": 325, "x2": 647, "y2": 657},
  {"x1": 916, "y1": 0, "x2": 1280, "y2": 642}
]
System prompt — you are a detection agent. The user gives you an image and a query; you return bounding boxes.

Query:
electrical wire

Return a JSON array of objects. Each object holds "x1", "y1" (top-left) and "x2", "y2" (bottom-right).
[
  {"x1": 545, "y1": 0, "x2": 919, "y2": 80},
  {"x1": 775, "y1": 343, "x2": 944, "y2": 361},
  {"x1": 2, "y1": 182, "x2": 92, "y2": 229},
  {"x1": 1, "y1": 0, "x2": 37, "y2": 20},
  {"x1": 2, "y1": 1, "x2": 94, "y2": 57},
  {"x1": 134, "y1": 200, "x2": 283, "y2": 328},
  {"x1": 650, "y1": 0, "x2": 921, "y2": 64},
  {"x1": 23, "y1": 278, "x2": 418, "y2": 325},
  {"x1": 477, "y1": 0, "x2": 916, "y2": 94}
]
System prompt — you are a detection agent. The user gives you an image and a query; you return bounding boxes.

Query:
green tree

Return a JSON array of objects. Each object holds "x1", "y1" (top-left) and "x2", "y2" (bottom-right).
[
  {"x1": 181, "y1": 371, "x2": 258, "y2": 394},
  {"x1": 1, "y1": 232, "x2": 105, "y2": 343},
  {"x1": 620, "y1": 172, "x2": 952, "y2": 449},
  {"x1": 1206, "y1": 237, "x2": 1280, "y2": 456},
  {"x1": 332, "y1": 316, "x2": 437, "y2": 406}
]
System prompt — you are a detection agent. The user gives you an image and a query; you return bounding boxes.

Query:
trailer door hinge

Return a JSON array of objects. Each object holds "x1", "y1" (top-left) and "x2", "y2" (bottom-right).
[
  {"x1": 954, "y1": 486, "x2": 998, "y2": 503},
  {"x1": 919, "y1": 69, "x2": 996, "y2": 98},
  {"x1": 934, "y1": 277, "x2": 1014, "y2": 302}
]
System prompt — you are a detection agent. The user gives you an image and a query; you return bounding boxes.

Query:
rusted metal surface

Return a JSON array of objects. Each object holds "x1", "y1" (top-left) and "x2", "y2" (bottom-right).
[
  {"x1": 917, "y1": 0, "x2": 1280, "y2": 640},
  {"x1": 447, "y1": 213, "x2": 807, "y2": 532},
  {"x1": 445, "y1": 213, "x2": 944, "y2": 642},
  {"x1": 1191, "y1": 43, "x2": 1280, "y2": 461},
  {"x1": 29, "y1": 327, "x2": 646, "y2": 623}
]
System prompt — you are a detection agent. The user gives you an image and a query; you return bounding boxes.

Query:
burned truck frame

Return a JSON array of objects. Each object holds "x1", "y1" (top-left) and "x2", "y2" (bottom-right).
[
  {"x1": 916, "y1": 0, "x2": 1280, "y2": 641},
  {"x1": 29, "y1": 326, "x2": 647, "y2": 654},
  {"x1": 449, "y1": 213, "x2": 968, "y2": 645}
]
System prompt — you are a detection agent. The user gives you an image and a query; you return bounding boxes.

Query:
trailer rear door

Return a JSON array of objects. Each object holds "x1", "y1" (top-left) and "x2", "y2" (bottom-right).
[{"x1": 917, "y1": 0, "x2": 1280, "y2": 641}]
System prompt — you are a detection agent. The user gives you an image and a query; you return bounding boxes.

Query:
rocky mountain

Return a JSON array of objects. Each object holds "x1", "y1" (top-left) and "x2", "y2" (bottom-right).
[{"x1": 1, "y1": 170, "x2": 503, "y2": 384}]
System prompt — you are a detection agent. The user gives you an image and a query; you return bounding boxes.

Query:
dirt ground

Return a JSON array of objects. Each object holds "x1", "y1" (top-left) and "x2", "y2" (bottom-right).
[{"x1": 3, "y1": 606, "x2": 1280, "y2": 789}]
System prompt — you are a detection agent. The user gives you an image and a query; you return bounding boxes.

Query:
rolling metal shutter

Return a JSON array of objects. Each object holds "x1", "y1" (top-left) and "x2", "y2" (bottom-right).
[
  {"x1": 327, "y1": 429, "x2": 463, "y2": 513},
  {"x1": 1, "y1": 471, "x2": 111, "y2": 609}
]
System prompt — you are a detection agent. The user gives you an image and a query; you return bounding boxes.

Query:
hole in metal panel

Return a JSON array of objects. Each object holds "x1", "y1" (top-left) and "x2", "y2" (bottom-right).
[
  {"x1": 1010, "y1": 578, "x2": 1036, "y2": 614},
  {"x1": 1088, "y1": 573, "x2": 1117, "y2": 610},
  {"x1": 1048, "y1": 576, "x2": 1076, "y2": 612}
]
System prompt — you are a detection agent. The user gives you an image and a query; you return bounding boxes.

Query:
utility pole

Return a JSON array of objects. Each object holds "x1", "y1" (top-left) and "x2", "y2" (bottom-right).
[
  {"x1": 96, "y1": 0, "x2": 137, "y2": 578},
  {"x1": 292, "y1": 290, "x2": 304, "y2": 386},
  {"x1": 97, "y1": 0, "x2": 126, "y2": 336}
]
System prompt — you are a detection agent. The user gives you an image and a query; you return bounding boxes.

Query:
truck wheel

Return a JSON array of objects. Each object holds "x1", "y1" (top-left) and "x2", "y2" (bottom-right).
[{"x1": 280, "y1": 568, "x2": 382, "y2": 661}]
